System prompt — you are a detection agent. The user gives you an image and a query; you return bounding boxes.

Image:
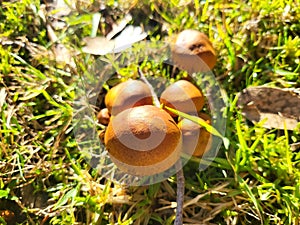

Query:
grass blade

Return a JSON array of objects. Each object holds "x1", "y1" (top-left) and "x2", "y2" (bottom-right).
[{"x1": 163, "y1": 105, "x2": 229, "y2": 149}]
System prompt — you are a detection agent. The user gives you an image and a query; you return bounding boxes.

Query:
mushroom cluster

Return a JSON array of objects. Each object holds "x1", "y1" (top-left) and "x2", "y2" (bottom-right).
[
  {"x1": 97, "y1": 29, "x2": 216, "y2": 176},
  {"x1": 98, "y1": 79, "x2": 182, "y2": 176}
]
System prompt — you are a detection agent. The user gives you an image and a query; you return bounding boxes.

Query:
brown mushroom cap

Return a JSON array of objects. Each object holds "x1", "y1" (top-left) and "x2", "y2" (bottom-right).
[
  {"x1": 104, "y1": 105, "x2": 182, "y2": 176},
  {"x1": 160, "y1": 80, "x2": 205, "y2": 117},
  {"x1": 105, "y1": 79, "x2": 153, "y2": 116},
  {"x1": 178, "y1": 112, "x2": 212, "y2": 157},
  {"x1": 97, "y1": 108, "x2": 110, "y2": 125},
  {"x1": 171, "y1": 29, "x2": 216, "y2": 73}
]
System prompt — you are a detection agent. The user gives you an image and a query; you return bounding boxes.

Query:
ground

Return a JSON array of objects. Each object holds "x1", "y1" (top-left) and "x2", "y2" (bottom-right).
[{"x1": 0, "y1": 0, "x2": 300, "y2": 224}]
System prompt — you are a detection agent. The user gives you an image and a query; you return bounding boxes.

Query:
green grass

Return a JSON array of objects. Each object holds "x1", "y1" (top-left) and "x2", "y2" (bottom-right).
[{"x1": 0, "y1": 0, "x2": 300, "y2": 224}]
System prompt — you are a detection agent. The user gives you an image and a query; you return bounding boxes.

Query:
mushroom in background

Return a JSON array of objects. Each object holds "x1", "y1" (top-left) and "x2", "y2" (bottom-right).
[{"x1": 171, "y1": 29, "x2": 217, "y2": 73}]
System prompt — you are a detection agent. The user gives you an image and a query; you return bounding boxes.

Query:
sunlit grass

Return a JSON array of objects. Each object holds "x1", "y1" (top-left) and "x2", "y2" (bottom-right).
[{"x1": 0, "y1": 0, "x2": 299, "y2": 224}]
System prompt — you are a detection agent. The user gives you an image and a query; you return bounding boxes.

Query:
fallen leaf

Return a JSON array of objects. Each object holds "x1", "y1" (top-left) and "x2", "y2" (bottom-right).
[
  {"x1": 106, "y1": 14, "x2": 133, "y2": 40},
  {"x1": 113, "y1": 25, "x2": 147, "y2": 51},
  {"x1": 82, "y1": 25, "x2": 147, "y2": 55},
  {"x1": 82, "y1": 37, "x2": 116, "y2": 55},
  {"x1": 237, "y1": 86, "x2": 300, "y2": 130}
]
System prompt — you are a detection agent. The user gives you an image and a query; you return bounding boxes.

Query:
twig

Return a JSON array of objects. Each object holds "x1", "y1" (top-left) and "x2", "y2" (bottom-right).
[{"x1": 137, "y1": 67, "x2": 185, "y2": 225}]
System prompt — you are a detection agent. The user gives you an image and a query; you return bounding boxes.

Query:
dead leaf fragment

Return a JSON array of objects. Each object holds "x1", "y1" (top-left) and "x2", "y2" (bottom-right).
[
  {"x1": 82, "y1": 25, "x2": 147, "y2": 55},
  {"x1": 237, "y1": 86, "x2": 300, "y2": 130},
  {"x1": 82, "y1": 37, "x2": 116, "y2": 55},
  {"x1": 106, "y1": 14, "x2": 133, "y2": 40}
]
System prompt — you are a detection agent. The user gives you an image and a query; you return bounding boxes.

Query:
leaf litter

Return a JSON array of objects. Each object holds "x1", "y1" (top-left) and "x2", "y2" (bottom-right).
[{"x1": 237, "y1": 86, "x2": 300, "y2": 130}]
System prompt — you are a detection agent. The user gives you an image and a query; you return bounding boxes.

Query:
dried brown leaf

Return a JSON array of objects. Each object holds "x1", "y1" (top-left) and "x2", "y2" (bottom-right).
[
  {"x1": 237, "y1": 86, "x2": 300, "y2": 130},
  {"x1": 82, "y1": 25, "x2": 147, "y2": 55},
  {"x1": 82, "y1": 37, "x2": 116, "y2": 55}
]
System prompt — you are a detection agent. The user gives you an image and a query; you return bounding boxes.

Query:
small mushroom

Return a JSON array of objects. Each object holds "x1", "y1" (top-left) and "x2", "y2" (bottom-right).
[
  {"x1": 160, "y1": 80, "x2": 205, "y2": 117},
  {"x1": 97, "y1": 108, "x2": 110, "y2": 125},
  {"x1": 104, "y1": 105, "x2": 182, "y2": 176},
  {"x1": 105, "y1": 79, "x2": 153, "y2": 116},
  {"x1": 178, "y1": 112, "x2": 212, "y2": 157},
  {"x1": 171, "y1": 29, "x2": 217, "y2": 73}
]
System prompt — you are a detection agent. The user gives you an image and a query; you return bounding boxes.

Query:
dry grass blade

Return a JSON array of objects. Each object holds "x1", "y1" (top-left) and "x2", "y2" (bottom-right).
[{"x1": 183, "y1": 182, "x2": 230, "y2": 209}]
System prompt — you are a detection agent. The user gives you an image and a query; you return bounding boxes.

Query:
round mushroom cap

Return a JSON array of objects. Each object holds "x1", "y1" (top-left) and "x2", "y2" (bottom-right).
[
  {"x1": 178, "y1": 112, "x2": 212, "y2": 157},
  {"x1": 105, "y1": 79, "x2": 153, "y2": 116},
  {"x1": 171, "y1": 29, "x2": 216, "y2": 73},
  {"x1": 160, "y1": 80, "x2": 205, "y2": 117},
  {"x1": 104, "y1": 105, "x2": 182, "y2": 176},
  {"x1": 97, "y1": 108, "x2": 110, "y2": 125}
]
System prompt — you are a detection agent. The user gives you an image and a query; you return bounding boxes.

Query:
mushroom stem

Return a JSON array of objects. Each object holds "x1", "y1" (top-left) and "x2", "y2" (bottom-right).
[
  {"x1": 138, "y1": 67, "x2": 160, "y2": 107},
  {"x1": 137, "y1": 67, "x2": 185, "y2": 224},
  {"x1": 174, "y1": 160, "x2": 184, "y2": 225}
]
